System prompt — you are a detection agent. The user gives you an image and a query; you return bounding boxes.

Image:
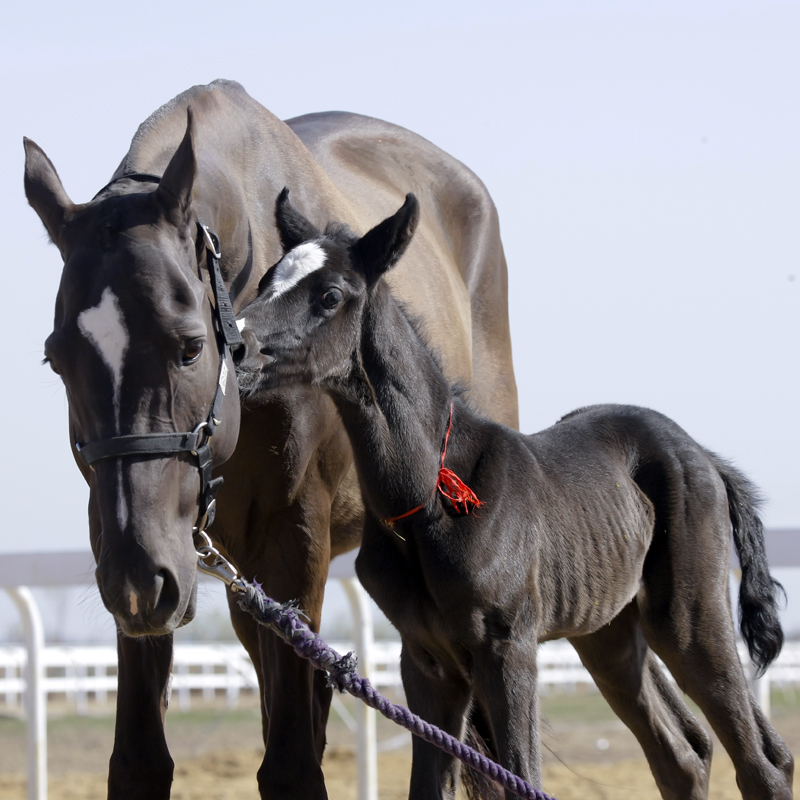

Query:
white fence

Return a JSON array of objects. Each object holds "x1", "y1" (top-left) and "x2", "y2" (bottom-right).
[
  {"x1": 3, "y1": 640, "x2": 800, "y2": 717},
  {"x1": 0, "y1": 640, "x2": 404, "y2": 715}
]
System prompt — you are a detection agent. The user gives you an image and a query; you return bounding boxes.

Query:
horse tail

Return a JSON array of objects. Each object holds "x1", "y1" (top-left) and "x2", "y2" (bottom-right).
[{"x1": 710, "y1": 451, "x2": 785, "y2": 676}]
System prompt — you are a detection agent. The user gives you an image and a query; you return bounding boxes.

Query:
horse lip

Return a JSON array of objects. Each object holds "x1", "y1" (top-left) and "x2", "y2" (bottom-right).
[
  {"x1": 119, "y1": 620, "x2": 175, "y2": 638},
  {"x1": 113, "y1": 601, "x2": 189, "y2": 637}
]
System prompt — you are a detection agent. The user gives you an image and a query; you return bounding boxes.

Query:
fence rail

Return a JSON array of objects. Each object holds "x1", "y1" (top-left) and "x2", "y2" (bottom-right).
[
  {"x1": 3, "y1": 640, "x2": 800, "y2": 716},
  {"x1": 0, "y1": 640, "x2": 405, "y2": 714}
]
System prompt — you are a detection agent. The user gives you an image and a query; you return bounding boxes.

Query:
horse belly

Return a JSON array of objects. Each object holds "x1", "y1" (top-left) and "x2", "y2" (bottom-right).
[{"x1": 537, "y1": 480, "x2": 654, "y2": 639}]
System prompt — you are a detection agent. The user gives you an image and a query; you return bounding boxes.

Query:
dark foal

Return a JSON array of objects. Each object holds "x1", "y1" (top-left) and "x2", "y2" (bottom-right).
[
  {"x1": 26, "y1": 80, "x2": 517, "y2": 799},
  {"x1": 235, "y1": 191, "x2": 794, "y2": 800}
]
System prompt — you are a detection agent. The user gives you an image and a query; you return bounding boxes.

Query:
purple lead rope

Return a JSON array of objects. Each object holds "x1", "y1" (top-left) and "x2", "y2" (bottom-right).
[{"x1": 235, "y1": 579, "x2": 557, "y2": 800}]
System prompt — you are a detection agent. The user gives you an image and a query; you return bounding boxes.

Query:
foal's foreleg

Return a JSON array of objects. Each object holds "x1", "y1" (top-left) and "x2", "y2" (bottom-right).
[
  {"x1": 472, "y1": 636, "x2": 541, "y2": 799},
  {"x1": 108, "y1": 630, "x2": 174, "y2": 800},
  {"x1": 401, "y1": 643, "x2": 473, "y2": 800},
  {"x1": 569, "y1": 602, "x2": 712, "y2": 800}
]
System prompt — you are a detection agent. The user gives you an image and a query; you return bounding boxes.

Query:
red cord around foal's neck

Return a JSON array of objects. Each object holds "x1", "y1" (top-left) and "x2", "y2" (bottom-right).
[{"x1": 383, "y1": 403, "x2": 483, "y2": 527}]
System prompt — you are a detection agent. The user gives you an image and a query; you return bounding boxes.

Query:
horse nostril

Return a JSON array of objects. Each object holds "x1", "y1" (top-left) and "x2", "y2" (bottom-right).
[
  {"x1": 231, "y1": 342, "x2": 245, "y2": 366},
  {"x1": 151, "y1": 569, "x2": 179, "y2": 618},
  {"x1": 150, "y1": 570, "x2": 165, "y2": 611}
]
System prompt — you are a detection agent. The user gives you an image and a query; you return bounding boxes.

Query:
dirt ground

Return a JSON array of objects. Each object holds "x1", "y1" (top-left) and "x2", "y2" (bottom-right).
[{"x1": 1, "y1": 690, "x2": 798, "y2": 799}]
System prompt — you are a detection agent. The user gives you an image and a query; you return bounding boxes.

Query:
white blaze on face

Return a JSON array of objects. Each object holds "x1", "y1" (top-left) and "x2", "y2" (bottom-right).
[
  {"x1": 78, "y1": 287, "x2": 131, "y2": 531},
  {"x1": 78, "y1": 287, "x2": 129, "y2": 427},
  {"x1": 236, "y1": 317, "x2": 246, "y2": 331},
  {"x1": 129, "y1": 590, "x2": 139, "y2": 616},
  {"x1": 268, "y1": 242, "x2": 327, "y2": 297}
]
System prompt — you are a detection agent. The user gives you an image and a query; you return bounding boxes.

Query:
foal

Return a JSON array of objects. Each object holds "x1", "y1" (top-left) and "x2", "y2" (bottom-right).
[{"x1": 235, "y1": 190, "x2": 793, "y2": 800}]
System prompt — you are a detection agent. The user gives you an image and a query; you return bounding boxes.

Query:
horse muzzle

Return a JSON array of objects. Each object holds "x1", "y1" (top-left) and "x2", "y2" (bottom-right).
[{"x1": 95, "y1": 544, "x2": 198, "y2": 636}]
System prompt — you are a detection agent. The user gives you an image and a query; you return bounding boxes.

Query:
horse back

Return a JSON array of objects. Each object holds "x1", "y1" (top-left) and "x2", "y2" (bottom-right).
[
  {"x1": 288, "y1": 111, "x2": 518, "y2": 428},
  {"x1": 546, "y1": 403, "x2": 733, "y2": 565}
]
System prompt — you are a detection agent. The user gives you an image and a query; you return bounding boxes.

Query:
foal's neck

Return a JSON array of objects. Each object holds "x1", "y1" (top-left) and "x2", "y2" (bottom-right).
[{"x1": 331, "y1": 281, "x2": 453, "y2": 521}]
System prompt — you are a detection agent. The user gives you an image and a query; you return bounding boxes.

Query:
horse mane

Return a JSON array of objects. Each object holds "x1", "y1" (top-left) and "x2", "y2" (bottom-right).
[{"x1": 323, "y1": 221, "x2": 358, "y2": 243}]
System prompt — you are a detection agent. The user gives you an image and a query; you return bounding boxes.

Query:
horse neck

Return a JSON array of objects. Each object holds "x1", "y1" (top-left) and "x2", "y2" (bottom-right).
[
  {"x1": 331, "y1": 282, "x2": 453, "y2": 519},
  {"x1": 116, "y1": 90, "x2": 344, "y2": 302}
]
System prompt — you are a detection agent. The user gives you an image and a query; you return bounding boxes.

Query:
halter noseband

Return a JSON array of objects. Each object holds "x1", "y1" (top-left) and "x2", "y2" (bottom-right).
[{"x1": 75, "y1": 216, "x2": 243, "y2": 536}]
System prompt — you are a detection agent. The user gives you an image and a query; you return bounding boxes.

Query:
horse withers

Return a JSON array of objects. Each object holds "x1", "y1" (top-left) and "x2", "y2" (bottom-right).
[
  {"x1": 25, "y1": 80, "x2": 518, "y2": 799},
  {"x1": 234, "y1": 191, "x2": 794, "y2": 800}
]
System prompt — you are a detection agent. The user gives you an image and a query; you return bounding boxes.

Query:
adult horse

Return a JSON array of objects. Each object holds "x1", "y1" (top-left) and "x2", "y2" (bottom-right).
[{"x1": 24, "y1": 79, "x2": 518, "y2": 799}]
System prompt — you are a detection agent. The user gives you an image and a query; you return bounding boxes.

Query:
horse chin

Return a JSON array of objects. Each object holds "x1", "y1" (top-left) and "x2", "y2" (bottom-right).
[
  {"x1": 236, "y1": 366, "x2": 287, "y2": 399},
  {"x1": 235, "y1": 366, "x2": 261, "y2": 395},
  {"x1": 177, "y1": 582, "x2": 198, "y2": 628}
]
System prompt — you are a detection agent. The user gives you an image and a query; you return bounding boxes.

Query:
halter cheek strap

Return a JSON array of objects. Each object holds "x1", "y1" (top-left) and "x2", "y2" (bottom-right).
[{"x1": 76, "y1": 220, "x2": 243, "y2": 535}]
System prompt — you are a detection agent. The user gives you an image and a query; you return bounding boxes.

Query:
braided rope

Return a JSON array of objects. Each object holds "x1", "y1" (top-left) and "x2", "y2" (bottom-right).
[{"x1": 235, "y1": 580, "x2": 556, "y2": 800}]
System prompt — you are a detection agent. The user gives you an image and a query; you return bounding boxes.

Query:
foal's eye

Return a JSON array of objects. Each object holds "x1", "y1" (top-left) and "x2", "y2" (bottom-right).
[
  {"x1": 181, "y1": 340, "x2": 204, "y2": 365},
  {"x1": 320, "y1": 287, "x2": 343, "y2": 309}
]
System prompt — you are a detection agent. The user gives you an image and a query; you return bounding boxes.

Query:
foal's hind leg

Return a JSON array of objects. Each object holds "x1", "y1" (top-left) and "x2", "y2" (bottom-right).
[
  {"x1": 569, "y1": 602, "x2": 712, "y2": 800},
  {"x1": 641, "y1": 565, "x2": 794, "y2": 799}
]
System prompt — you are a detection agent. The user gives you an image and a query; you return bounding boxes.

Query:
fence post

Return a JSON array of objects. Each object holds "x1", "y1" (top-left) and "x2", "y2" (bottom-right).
[
  {"x1": 342, "y1": 578, "x2": 378, "y2": 800},
  {"x1": 6, "y1": 587, "x2": 47, "y2": 800},
  {"x1": 750, "y1": 668, "x2": 771, "y2": 719}
]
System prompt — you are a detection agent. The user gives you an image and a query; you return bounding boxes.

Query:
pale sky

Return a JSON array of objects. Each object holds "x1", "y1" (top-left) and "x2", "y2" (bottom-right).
[{"x1": 2, "y1": 0, "x2": 798, "y2": 561}]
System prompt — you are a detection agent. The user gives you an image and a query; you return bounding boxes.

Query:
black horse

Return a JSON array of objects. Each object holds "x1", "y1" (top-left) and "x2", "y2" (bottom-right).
[
  {"x1": 235, "y1": 191, "x2": 794, "y2": 800},
  {"x1": 24, "y1": 80, "x2": 518, "y2": 799}
]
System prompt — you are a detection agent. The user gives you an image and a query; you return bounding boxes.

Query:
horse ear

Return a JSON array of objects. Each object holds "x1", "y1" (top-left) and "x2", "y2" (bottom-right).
[
  {"x1": 352, "y1": 194, "x2": 419, "y2": 284},
  {"x1": 275, "y1": 187, "x2": 321, "y2": 251},
  {"x1": 156, "y1": 107, "x2": 196, "y2": 228},
  {"x1": 23, "y1": 137, "x2": 75, "y2": 256}
]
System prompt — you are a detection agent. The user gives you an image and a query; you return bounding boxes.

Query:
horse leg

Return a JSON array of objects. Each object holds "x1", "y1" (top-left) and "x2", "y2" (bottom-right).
[
  {"x1": 641, "y1": 561, "x2": 794, "y2": 798},
  {"x1": 471, "y1": 635, "x2": 541, "y2": 798},
  {"x1": 108, "y1": 630, "x2": 174, "y2": 800},
  {"x1": 401, "y1": 642, "x2": 473, "y2": 800},
  {"x1": 227, "y1": 591, "x2": 333, "y2": 762},
  {"x1": 569, "y1": 602, "x2": 712, "y2": 800},
  {"x1": 236, "y1": 505, "x2": 333, "y2": 800}
]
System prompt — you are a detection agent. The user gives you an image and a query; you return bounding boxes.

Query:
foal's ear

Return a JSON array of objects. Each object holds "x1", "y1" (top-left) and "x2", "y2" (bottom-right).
[
  {"x1": 23, "y1": 137, "x2": 75, "y2": 257},
  {"x1": 156, "y1": 107, "x2": 196, "y2": 229},
  {"x1": 275, "y1": 187, "x2": 321, "y2": 251},
  {"x1": 352, "y1": 194, "x2": 419, "y2": 284}
]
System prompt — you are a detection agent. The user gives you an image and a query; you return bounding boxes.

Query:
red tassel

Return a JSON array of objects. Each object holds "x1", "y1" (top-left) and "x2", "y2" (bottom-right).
[
  {"x1": 435, "y1": 402, "x2": 483, "y2": 514},
  {"x1": 383, "y1": 403, "x2": 482, "y2": 526},
  {"x1": 436, "y1": 467, "x2": 484, "y2": 515}
]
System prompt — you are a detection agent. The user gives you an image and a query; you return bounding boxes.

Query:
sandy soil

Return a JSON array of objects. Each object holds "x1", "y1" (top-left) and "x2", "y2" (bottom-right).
[
  {"x1": 2, "y1": 745, "x2": 799, "y2": 800},
  {"x1": 1, "y1": 692, "x2": 798, "y2": 799}
]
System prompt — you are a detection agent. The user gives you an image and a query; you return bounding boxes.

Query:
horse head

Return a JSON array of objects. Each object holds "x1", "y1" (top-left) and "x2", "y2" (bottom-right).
[
  {"x1": 235, "y1": 188, "x2": 419, "y2": 397},
  {"x1": 26, "y1": 111, "x2": 241, "y2": 636}
]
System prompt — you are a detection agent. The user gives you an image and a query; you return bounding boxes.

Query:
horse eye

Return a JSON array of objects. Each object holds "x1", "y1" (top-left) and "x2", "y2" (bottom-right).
[
  {"x1": 320, "y1": 287, "x2": 343, "y2": 309},
  {"x1": 182, "y1": 340, "x2": 204, "y2": 365},
  {"x1": 43, "y1": 356, "x2": 60, "y2": 376}
]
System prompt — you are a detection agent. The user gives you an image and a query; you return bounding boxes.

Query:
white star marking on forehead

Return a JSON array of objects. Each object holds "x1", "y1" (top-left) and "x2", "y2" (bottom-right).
[
  {"x1": 77, "y1": 287, "x2": 130, "y2": 531},
  {"x1": 77, "y1": 287, "x2": 129, "y2": 409},
  {"x1": 268, "y1": 242, "x2": 327, "y2": 297}
]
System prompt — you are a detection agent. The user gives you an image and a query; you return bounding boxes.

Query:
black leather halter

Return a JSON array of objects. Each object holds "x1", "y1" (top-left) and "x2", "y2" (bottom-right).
[{"x1": 75, "y1": 216, "x2": 243, "y2": 535}]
